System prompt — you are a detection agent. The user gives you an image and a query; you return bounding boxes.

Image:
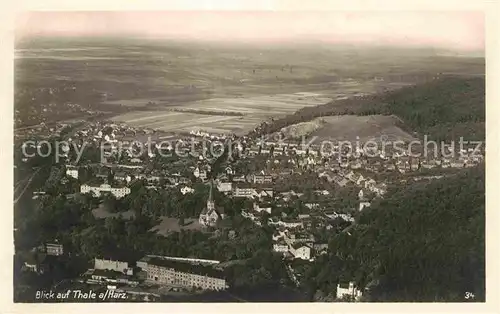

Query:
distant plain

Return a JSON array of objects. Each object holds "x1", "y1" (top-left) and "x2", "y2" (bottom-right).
[{"x1": 15, "y1": 38, "x2": 485, "y2": 136}]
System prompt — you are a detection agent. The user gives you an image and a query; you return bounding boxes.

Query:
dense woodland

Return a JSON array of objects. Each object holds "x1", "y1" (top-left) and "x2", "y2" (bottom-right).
[
  {"x1": 301, "y1": 164, "x2": 485, "y2": 301},
  {"x1": 249, "y1": 76, "x2": 485, "y2": 142}
]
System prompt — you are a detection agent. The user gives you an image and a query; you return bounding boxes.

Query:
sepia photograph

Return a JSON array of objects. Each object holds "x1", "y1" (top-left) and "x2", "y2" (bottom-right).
[{"x1": 12, "y1": 9, "x2": 487, "y2": 304}]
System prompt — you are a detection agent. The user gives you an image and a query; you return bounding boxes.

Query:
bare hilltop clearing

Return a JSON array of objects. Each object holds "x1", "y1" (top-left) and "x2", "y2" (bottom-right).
[{"x1": 280, "y1": 115, "x2": 416, "y2": 143}]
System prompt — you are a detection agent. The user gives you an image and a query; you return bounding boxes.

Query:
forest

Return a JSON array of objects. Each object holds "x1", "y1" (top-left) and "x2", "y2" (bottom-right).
[{"x1": 300, "y1": 164, "x2": 485, "y2": 301}]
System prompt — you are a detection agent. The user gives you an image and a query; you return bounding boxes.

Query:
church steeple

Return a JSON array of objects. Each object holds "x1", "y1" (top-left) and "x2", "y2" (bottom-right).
[{"x1": 207, "y1": 179, "x2": 215, "y2": 211}]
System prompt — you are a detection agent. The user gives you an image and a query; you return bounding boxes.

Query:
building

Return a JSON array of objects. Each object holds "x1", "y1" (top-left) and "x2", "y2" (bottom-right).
[
  {"x1": 252, "y1": 174, "x2": 273, "y2": 184},
  {"x1": 216, "y1": 181, "x2": 232, "y2": 193},
  {"x1": 180, "y1": 186, "x2": 195, "y2": 195},
  {"x1": 290, "y1": 243, "x2": 312, "y2": 260},
  {"x1": 358, "y1": 189, "x2": 365, "y2": 201},
  {"x1": 359, "y1": 202, "x2": 371, "y2": 211},
  {"x1": 45, "y1": 243, "x2": 64, "y2": 256},
  {"x1": 94, "y1": 258, "x2": 133, "y2": 275},
  {"x1": 199, "y1": 181, "x2": 224, "y2": 227},
  {"x1": 336, "y1": 282, "x2": 363, "y2": 300},
  {"x1": 273, "y1": 242, "x2": 289, "y2": 253},
  {"x1": 233, "y1": 186, "x2": 256, "y2": 198},
  {"x1": 254, "y1": 188, "x2": 274, "y2": 199},
  {"x1": 114, "y1": 172, "x2": 131, "y2": 183},
  {"x1": 232, "y1": 175, "x2": 247, "y2": 183},
  {"x1": 80, "y1": 183, "x2": 131, "y2": 198},
  {"x1": 253, "y1": 202, "x2": 272, "y2": 214},
  {"x1": 65, "y1": 166, "x2": 79, "y2": 179},
  {"x1": 193, "y1": 167, "x2": 208, "y2": 180},
  {"x1": 140, "y1": 257, "x2": 228, "y2": 291}
]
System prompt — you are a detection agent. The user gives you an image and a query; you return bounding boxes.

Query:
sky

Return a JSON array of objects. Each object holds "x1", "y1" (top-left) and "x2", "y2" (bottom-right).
[{"x1": 15, "y1": 11, "x2": 484, "y2": 51}]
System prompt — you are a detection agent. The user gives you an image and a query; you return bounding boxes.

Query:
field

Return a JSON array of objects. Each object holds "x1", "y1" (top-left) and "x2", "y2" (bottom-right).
[{"x1": 111, "y1": 92, "x2": 337, "y2": 135}]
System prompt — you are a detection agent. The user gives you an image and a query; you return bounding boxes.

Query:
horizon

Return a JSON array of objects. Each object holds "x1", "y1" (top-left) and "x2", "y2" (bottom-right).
[{"x1": 15, "y1": 11, "x2": 484, "y2": 53}]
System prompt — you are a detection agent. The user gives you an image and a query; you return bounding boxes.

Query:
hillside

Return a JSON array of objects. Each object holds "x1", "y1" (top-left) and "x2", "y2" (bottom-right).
[
  {"x1": 329, "y1": 165, "x2": 485, "y2": 301},
  {"x1": 250, "y1": 76, "x2": 485, "y2": 142}
]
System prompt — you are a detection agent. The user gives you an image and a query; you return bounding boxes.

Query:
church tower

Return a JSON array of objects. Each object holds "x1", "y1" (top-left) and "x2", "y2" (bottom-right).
[{"x1": 207, "y1": 179, "x2": 215, "y2": 211}]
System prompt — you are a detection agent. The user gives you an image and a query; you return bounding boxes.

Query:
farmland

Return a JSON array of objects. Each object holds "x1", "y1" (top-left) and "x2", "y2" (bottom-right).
[
  {"x1": 111, "y1": 92, "x2": 337, "y2": 135},
  {"x1": 15, "y1": 37, "x2": 485, "y2": 133}
]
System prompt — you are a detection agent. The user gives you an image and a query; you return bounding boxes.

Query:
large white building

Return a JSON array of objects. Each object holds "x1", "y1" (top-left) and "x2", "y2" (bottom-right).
[
  {"x1": 80, "y1": 183, "x2": 131, "y2": 198},
  {"x1": 336, "y1": 282, "x2": 363, "y2": 301},
  {"x1": 94, "y1": 258, "x2": 133, "y2": 275},
  {"x1": 233, "y1": 187, "x2": 256, "y2": 198},
  {"x1": 139, "y1": 257, "x2": 228, "y2": 291},
  {"x1": 289, "y1": 244, "x2": 312, "y2": 260}
]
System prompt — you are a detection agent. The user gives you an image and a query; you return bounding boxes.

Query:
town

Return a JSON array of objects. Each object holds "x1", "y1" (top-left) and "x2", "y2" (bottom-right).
[{"x1": 14, "y1": 117, "x2": 485, "y2": 302}]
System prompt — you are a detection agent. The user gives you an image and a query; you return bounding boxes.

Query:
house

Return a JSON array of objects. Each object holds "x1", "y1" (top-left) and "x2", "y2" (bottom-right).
[
  {"x1": 180, "y1": 186, "x2": 195, "y2": 195},
  {"x1": 355, "y1": 174, "x2": 365, "y2": 186},
  {"x1": 275, "y1": 220, "x2": 303, "y2": 228},
  {"x1": 359, "y1": 202, "x2": 371, "y2": 211},
  {"x1": 280, "y1": 190, "x2": 304, "y2": 201},
  {"x1": 364, "y1": 178, "x2": 376, "y2": 189},
  {"x1": 372, "y1": 183, "x2": 387, "y2": 196},
  {"x1": 385, "y1": 163, "x2": 396, "y2": 171},
  {"x1": 193, "y1": 167, "x2": 208, "y2": 180},
  {"x1": 253, "y1": 202, "x2": 272, "y2": 214},
  {"x1": 314, "y1": 190, "x2": 330, "y2": 196},
  {"x1": 450, "y1": 160, "x2": 464, "y2": 168},
  {"x1": 312, "y1": 243, "x2": 329, "y2": 255},
  {"x1": 350, "y1": 160, "x2": 362, "y2": 169},
  {"x1": 199, "y1": 181, "x2": 225, "y2": 227},
  {"x1": 298, "y1": 214, "x2": 311, "y2": 220},
  {"x1": 252, "y1": 174, "x2": 273, "y2": 184},
  {"x1": 216, "y1": 181, "x2": 232, "y2": 193},
  {"x1": 305, "y1": 203, "x2": 320, "y2": 210},
  {"x1": 273, "y1": 242, "x2": 289, "y2": 253},
  {"x1": 225, "y1": 166, "x2": 234, "y2": 175},
  {"x1": 254, "y1": 188, "x2": 274, "y2": 199},
  {"x1": 114, "y1": 172, "x2": 130, "y2": 183},
  {"x1": 410, "y1": 159, "x2": 420, "y2": 171},
  {"x1": 65, "y1": 166, "x2": 79, "y2": 179},
  {"x1": 336, "y1": 282, "x2": 363, "y2": 301},
  {"x1": 290, "y1": 243, "x2": 312, "y2": 260},
  {"x1": 232, "y1": 175, "x2": 247, "y2": 183},
  {"x1": 345, "y1": 171, "x2": 356, "y2": 182},
  {"x1": 358, "y1": 189, "x2": 365, "y2": 201},
  {"x1": 233, "y1": 186, "x2": 256, "y2": 198},
  {"x1": 325, "y1": 212, "x2": 355, "y2": 222},
  {"x1": 333, "y1": 176, "x2": 349, "y2": 187},
  {"x1": 45, "y1": 243, "x2": 64, "y2": 256}
]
